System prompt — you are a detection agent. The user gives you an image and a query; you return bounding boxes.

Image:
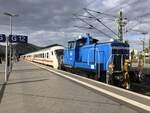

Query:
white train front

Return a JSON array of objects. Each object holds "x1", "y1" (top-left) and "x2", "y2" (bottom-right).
[{"x1": 23, "y1": 45, "x2": 64, "y2": 69}]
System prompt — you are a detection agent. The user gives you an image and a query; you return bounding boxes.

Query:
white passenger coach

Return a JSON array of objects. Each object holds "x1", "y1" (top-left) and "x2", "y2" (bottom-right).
[{"x1": 23, "y1": 45, "x2": 64, "y2": 69}]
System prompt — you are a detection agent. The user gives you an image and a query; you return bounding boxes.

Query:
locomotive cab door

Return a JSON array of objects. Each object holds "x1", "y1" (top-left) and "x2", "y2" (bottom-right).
[
  {"x1": 95, "y1": 50, "x2": 105, "y2": 81},
  {"x1": 64, "y1": 41, "x2": 76, "y2": 67}
]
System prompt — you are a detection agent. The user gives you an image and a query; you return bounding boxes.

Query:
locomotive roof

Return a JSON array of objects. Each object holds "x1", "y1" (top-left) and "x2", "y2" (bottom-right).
[
  {"x1": 68, "y1": 38, "x2": 98, "y2": 43},
  {"x1": 97, "y1": 41, "x2": 129, "y2": 47},
  {"x1": 68, "y1": 38, "x2": 129, "y2": 47}
]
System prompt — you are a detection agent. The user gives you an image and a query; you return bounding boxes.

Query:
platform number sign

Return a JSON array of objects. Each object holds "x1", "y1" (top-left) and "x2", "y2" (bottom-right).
[
  {"x1": 9, "y1": 35, "x2": 28, "y2": 43},
  {"x1": 0, "y1": 34, "x2": 6, "y2": 42}
]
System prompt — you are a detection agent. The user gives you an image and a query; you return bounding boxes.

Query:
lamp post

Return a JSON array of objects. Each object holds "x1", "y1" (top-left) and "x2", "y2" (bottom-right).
[
  {"x1": 3, "y1": 12, "x2": 18, "y2": 82},
  {"x1": 141, "y1": 32, "x2": 148, "y2": 51}
]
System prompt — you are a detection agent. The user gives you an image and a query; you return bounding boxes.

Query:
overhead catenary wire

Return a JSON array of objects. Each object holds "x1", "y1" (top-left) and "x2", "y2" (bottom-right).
[
  {"x1": 83, "y1": 0, "x2": 144, "y2": 25},
  {"x1": 100, "y1": 0, "x2": 140, "y2": 15},
  {"x1": 129, "y1": 29, "x2": 148, "y2": 34},
  {"x1": 100, "y1": 0, "x2": 129, "y2": 13},
  {"x1": 72, "y1": 0, "x2": 150, "y2": 41},
  {"x1": 74, "y1": 16, "x2": 114, "y2": 39},
  {"x1": 68, "y1": 0, "x2": 98, "y2": 24},
  {"x1": 72, "y1": 0, "x2": 128, "y2": 22},
  {"x1": 74, "y1": 25, "x2": 93, "y2": 29},
  {"x1": 84, "y1": 8, "x2": 119, "y2": 38},
  {"x1": 71, "y1": 0, "x2": 130, "y2": 35},
  {"x1": 82, "y1": 0, "x2": 137, "y2": 19},
  {"x1": 125, "y1": 11, "x2": 150, "y2": 35},
  {"x1": 72, "y1": 14, "x2": 93, "y2": 19},
  {"x1": 73, "y1": 13, "x2": 116, "y2": 22},
  {"x1": 126, "y1": 21, "x2": 141, "y2": 33},
  {"x1": 126, "y1": 18, "x2": 150, "y2": 34},
  {"x1": 73, "y1": 0, "x2": 98, "y2": 16},
  {"x1": 81, "y1": 0, "x2": 141, "y2": 31},
  {"x1": 85, "y1": 8, "x2": 117, "y2": 18},
  {"x1": 128, "y1": 12, "x2": 150, "y2": 22}
]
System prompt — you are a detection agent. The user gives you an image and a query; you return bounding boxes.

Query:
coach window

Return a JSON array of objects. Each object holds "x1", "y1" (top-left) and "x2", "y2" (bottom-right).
[
  {"x1": 47, "y1": 53, "x2": 49, "y2": 58},
  {"x1": 51, "y1": 51, "x2": 53, "y2": 55}
]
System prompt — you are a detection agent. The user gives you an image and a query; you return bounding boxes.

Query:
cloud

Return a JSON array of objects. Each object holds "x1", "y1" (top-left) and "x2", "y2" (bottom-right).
[
  {"x1": 0, "y1": 0, "x2": 149, "y2": 50},
  {"x1": 29, "y1": 30, "x2": 83, "y2": 47},
  {"x1": 102, "y1": 0, "x2": 121, "y2": 8}
]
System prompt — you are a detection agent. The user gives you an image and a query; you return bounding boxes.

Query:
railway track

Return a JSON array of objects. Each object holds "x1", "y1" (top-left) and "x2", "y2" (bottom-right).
[
  {"x1": 63, "y1": 67, "x2": 150, "y2": 96},
  {"x1": 131, "y1": 83, "x2": 150, "y2": 96},
  {"x1": 131, "y1": 76, "x2": 150, "y2": 96}
]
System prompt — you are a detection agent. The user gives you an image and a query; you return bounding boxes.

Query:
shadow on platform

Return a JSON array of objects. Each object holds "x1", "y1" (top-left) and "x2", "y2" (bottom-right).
[
  {"x1": 0, "y1": 83, "x2": 6, "y2": 103},
  {"x1": 6, "y1": 78, "x2": 49, "y2": 85},
  {"x1": 0, "y1": 78, "x2": 48, "y2": 104}
]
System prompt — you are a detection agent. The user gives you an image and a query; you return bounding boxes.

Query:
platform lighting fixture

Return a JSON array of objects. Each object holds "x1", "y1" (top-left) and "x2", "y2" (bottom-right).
[{"x1": 3, "y1": 12, "x2": 19, "y2": 82}]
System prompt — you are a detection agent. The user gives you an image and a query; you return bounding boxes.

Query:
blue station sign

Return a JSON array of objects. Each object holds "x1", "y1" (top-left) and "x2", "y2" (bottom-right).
[
  {"x1": 9, "y1": 35, "x2": 28, "y2": 43},
  {"x1": 0, "y1": 34, "x2": 6, "y2": 42}
]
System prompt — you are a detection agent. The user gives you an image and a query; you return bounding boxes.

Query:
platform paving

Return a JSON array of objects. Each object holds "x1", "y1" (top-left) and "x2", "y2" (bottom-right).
[{"x1": 0, "y1": 61, "x2": 140, "y2": 113}]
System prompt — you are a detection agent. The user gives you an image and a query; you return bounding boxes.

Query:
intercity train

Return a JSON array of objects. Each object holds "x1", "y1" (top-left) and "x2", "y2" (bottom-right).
[
  {"x1": 23, "y1": 34, "x2": 143, "y2": 89},
  {"x1": 24, "y1": 45, "x2": 64, "y2": 69}
]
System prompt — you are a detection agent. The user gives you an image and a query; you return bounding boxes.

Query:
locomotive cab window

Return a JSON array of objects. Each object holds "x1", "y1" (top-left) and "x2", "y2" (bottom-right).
[
  {"x1": 77, "y1": 38, "x2": 86, "y2": 47},
  {"x1": 68, "y1": 41, "x2": 75, "y2": 49}
]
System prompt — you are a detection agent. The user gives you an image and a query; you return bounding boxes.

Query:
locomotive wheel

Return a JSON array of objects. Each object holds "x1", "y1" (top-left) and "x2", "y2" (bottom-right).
[
  {"x1": 94, "y1": 74, "x2": 99, "y2": 80},
  {"x1": 124, "y1": 79, "x2": 131, "y2": 90},
  {"x1": 107, "y1": 74, "x2": 113, "y2": 85},
  {"x1": 137, "y1": 72, "x2": 145, "y2": 83}
]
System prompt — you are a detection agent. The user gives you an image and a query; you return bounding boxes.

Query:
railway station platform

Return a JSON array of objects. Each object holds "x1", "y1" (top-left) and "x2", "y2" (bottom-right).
[{"x1": 0, "y1": 61, "x2": 149, "y2": 113}]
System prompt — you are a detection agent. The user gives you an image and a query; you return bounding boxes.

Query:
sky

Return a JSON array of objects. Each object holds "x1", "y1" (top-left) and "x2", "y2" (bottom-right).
[{"x1": 0, "y1": 0, "x2": 150, "y2": 50}]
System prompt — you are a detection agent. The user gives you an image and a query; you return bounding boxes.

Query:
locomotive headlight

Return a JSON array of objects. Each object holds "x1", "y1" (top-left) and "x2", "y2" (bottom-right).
[
  {"x1": 108, "y1": 63, "x2": 114, "y2": 69},
  {"x1": 108, "y1": 63, "x2": 114, "y2": 74}
]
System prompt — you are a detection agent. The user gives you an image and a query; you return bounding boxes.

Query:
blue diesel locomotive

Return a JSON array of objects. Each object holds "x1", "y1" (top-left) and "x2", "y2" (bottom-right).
[{"x1": 62, "y1": 34, "x2": 130, "y2": 89}]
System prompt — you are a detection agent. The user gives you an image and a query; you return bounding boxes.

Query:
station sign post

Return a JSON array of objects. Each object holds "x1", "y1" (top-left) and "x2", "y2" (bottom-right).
[
  {"x1": 0, "y1": 34, "x2": 28, "y2": 82},
  {"x1": 0, "y1": 34, "x2": 6, "y2": 42},
  {"x1": 9, "y1": 35, "x2": 28, "y2": 43},
  {"x1": 0, "y1": 34, "x2": 8, "y2": 82}
]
